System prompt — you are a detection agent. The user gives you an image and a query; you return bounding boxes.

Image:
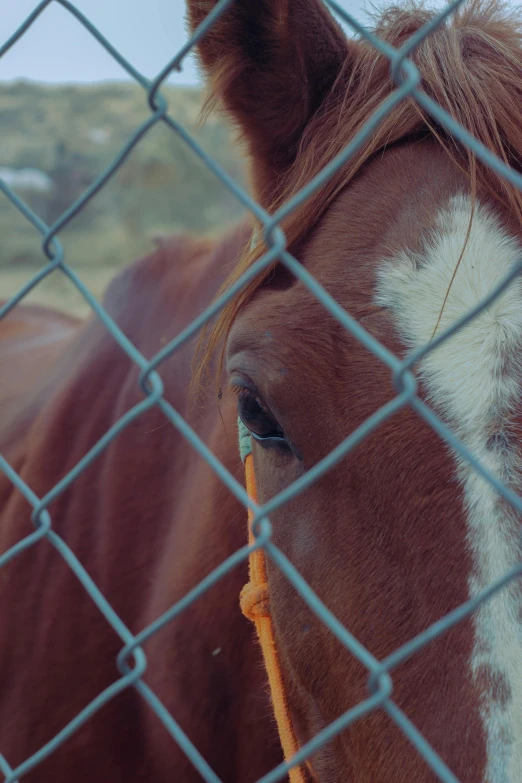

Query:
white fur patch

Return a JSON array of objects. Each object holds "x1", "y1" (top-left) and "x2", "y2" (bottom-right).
[{"x1": 375, "y1": 194, "x2": 522, "y2": 782}]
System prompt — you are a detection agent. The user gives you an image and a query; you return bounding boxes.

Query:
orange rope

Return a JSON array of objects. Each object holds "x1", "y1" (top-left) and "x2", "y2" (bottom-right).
[{"x1": 240, "y1": 453, "x2": 306, "y2": 783}]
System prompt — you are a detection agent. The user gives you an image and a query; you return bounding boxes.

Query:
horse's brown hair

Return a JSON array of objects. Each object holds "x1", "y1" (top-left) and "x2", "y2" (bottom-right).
[{"x1": 193, "y1": 0, "x2": 522, "y2": 392}]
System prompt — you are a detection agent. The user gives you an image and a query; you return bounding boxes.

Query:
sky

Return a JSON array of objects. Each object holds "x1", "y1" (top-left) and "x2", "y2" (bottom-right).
[{"x1": 0, "y1": 0, "x2": 376, "y2": 87}]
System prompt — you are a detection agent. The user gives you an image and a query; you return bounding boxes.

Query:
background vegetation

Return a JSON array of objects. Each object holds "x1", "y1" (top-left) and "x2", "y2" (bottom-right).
[{"x1": 0, "y1": 80, "x2": 247, "y2": 316}]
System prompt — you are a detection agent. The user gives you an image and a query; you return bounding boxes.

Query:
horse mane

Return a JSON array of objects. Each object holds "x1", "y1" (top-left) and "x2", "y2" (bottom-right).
[{"x1": 193, "y1": 0, "x2": 522, "y2": 392}]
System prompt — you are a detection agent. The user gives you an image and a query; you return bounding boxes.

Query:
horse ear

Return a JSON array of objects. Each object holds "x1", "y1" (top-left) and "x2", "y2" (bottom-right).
[{"x1": 187, "y1": 0, "x2": 351, "y2": 201}]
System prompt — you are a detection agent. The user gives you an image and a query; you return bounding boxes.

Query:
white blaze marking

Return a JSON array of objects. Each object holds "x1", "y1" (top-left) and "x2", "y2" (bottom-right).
[{"x1": 375, "y1": 194, "x2": 522, "y2": 782}]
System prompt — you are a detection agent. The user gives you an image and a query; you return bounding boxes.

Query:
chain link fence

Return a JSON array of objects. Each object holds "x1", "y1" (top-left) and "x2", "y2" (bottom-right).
[{"x1": 1, "y1": 0, "x2": 522, "y2": 781}]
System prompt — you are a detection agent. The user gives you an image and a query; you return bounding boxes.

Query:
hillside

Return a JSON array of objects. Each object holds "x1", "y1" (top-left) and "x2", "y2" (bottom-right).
[{"x1": 0, "y1": 80, "x2": 248, "y2": 315}]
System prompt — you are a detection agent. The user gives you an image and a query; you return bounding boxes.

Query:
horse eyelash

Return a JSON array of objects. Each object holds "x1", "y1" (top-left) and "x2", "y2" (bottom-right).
[
  {"x1": 229, "y1": 383, "x2": 271, "y2": 416},
  {"x1": 229, "y1": 381, "x2": 259, "y2": 400}
]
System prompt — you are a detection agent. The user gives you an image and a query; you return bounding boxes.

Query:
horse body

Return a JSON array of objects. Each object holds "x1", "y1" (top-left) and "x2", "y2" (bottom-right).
[
  {"x1": 3, "y1": 0, "x2": 522, "y2": 781},
  {"x1": 0, "y1": 227, "x2": 282, "y2": 782}
]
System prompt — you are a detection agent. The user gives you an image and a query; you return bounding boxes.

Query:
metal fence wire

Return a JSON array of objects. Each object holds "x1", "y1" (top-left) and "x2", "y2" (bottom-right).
[{"x1": 2, "y1": 0, "x2": 522, "y2": 781}]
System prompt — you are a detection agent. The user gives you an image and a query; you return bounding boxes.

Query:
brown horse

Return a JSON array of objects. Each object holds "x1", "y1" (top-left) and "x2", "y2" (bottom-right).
[{"x1": 2, "y1": 0, "x2": 522, "y2": 780}]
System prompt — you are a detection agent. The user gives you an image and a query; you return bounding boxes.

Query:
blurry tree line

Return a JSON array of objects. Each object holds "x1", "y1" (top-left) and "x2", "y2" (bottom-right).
[{"x1": 0, "y1": 80, "x2": 248, "y2": 270}]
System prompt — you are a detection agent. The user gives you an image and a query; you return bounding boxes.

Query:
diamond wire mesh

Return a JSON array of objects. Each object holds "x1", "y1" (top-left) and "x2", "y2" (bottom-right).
[{"x1": 1, "y1": 1, "x2": 522, "y2": 781}]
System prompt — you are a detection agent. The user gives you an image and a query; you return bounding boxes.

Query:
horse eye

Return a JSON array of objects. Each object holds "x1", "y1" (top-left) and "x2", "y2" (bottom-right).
[{"x1": 237, "y1": 388, "x2": 286, "y2": 443}]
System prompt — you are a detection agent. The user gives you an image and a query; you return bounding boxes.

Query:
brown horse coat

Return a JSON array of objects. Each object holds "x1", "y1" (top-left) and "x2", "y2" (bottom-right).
[{"x1": 0, "y1": 224, "x2": 283, "y2": 782}]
